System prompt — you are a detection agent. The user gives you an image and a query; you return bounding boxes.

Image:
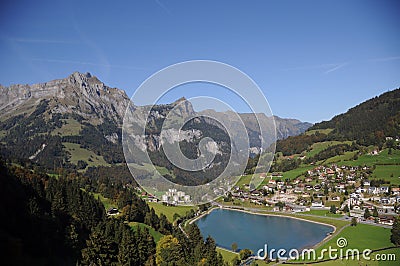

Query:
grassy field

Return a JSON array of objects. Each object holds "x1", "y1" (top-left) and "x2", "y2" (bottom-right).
[
  {"x1": 282, "y1": 165, "x2": 315, "y2": 180},
  {"x1": 63, "y1": 142, "x2": 109, "y2": 168},
  {"x1": 306, "y1": 141, "x2": 352, "y2": 158},
  {"x1": 235, "y1": 174, "x2": 263, "y2": 189},
  {"x1": 337, "y1": 149, "x2": 400, "y2": 167},
  {"x1": 302, "y1": 209, "x2": 343, "y2": 218},
  {"x1": 256, "y1": 165, "x2": 314, "y2": 186},
  {"x1": 217, "y1": 247, "x2": 238, "y2": 263},
  {"x1": 127, "y1": 163, "x2": 174, "y2": 179},
  {"x1": 373, "y1": 165, "x2": 400, "y2": 185},
  {"x1": 90, "y1": 192, "x2": 117, "y2": 211},
  {"x1": 305, "y1": 128, "x2": 334, "y2": 136},
  {"x1": 128, "y1": 221, "x2": 164, "y2": 243},
  {"x1": 235, "y1": 174, "x2": 253, "y2": 187},
  {"x1": 147, "y1": 202, "x2": 195, "y2": 222},
  {"x1": 309, "y1": 224, "x2": 393, "y2": 262},
  {"x1": 51, "y1": 118, "x2": 82, "y2": 136},
  {"x1": 323, "y1": 151, "x2": 358, "y2": 164}
]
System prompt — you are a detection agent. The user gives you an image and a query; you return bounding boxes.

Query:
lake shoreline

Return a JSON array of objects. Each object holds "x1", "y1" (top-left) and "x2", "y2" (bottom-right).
[
  {"x1": 191, "y1": 205, "x2": 336, "y2": 233},
  {"x1": 190, "y1": 205, "x2": 337, "y2": 253}
]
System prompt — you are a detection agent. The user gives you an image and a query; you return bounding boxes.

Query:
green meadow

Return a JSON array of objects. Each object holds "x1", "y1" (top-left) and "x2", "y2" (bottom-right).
[
  {"x1": 63, "y1": 142, "x2": 109, "y2": 168},
  {"x1": 128, "y1": 221, "x2": 164, "y2": 243},
  {"x1": 147, "y1": 202, "x2": 195, "y2": 222},
  {"x1": 373, "y1": 165, "x2": 400, "y2": 185},
  {"x1": 307, "y1": 224, "x2": 394, "y2": 262},
  {"x1": 51, "y1": 118, "x2": 82, "y2": 136}
]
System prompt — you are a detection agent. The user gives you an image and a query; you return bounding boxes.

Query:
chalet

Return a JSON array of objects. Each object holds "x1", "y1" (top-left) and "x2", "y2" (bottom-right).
[
  {"x1": 350, "y1": 197, "x2": 362, "y2": 206},
  {"x1": 350, "y1": 209, "x2": 363, "y2": 219},
  {"x1": 336, "y1": 184, "x2": 345, "y2": 190},
  {"x1": 107, "y1": 207, "x2": 119, "y2": 216},
  {"x1": 392, "y1": 187, "x2": 400, "y2": 195},
  {"x1": 380, "y1": 186, "x2": 389, "y2": 194},
  {"x1": 331, "y1": 196, "x2": 340, "y2": 201},
  {"x1": 356, "y1": 187, "x2": 367, "y2": 193},
  {"x1": 379, "y1": 215, "x2": 395, "y2": 226},
  {"x1": 380, "y1": 197, "x2": 390, "y2": 204},
  {"x1": 293, "y1": 179, "x2": 301, "y2": 185},
  {"x1": 311, "y1": 201, "x2": 324, "y2": 208},
  {"x1": 326, "y1": 169, "x2": 335, "y2": 176},
  {"x1": 368, "y1": 187, "x2": 380, "y2": 195},
  {"x1": 271, "y1": 172, "x2": 283, "y2": 178},
  {"x1": 293, "y1": 187, "x2": 303, "y2": 193}
]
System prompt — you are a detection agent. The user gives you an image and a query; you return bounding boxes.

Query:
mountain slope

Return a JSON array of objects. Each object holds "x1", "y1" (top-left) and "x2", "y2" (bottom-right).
[
  {"x1": 311, "y1": 88, "x2": 400, "y2": 145},
  {"x1": 275, "y1": 88, "x2": 400, "y2": 156},
  {"x1": 0, "y1": 72, "x2": 311, "y2": 184},
  {"x1": 0, "y1": 72, "x2": 131, "y2": 124}
]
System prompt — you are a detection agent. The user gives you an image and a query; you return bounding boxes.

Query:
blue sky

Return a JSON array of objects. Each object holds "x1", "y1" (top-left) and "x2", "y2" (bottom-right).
[{"x1": 0, "y1": 0, "x2": 399, "y2": 123}]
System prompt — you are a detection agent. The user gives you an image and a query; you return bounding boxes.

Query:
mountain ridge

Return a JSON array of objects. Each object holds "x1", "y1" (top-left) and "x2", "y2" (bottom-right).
[{"x1": 0, "y1": 72, "x2": 311, "y2": 177}]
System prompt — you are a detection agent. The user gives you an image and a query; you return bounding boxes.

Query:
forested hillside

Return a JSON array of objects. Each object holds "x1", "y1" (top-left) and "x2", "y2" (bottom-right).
[
  {"x1": 0, "y1": 162, "x2": 224, "y2": 265},
  {"x1": 312, "y1": 88, "x2": 400, "y2": 146},
  {"x1": 275, "y1": 88, "x2": 400, "y2": 156}
]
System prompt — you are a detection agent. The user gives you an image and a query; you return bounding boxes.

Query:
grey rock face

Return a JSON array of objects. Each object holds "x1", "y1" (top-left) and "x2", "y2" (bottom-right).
[{"x1": 0, "y1": 72, "x2": 132, "y2": 124}]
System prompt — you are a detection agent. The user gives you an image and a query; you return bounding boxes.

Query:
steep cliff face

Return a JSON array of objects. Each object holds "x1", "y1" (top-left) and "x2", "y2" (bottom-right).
[
  {"x1": 0, "y1": 72, "x2": 131, "y2": 124},
  {"x1": 0, "y1": 72, "x2": 311, "y2": 185}
]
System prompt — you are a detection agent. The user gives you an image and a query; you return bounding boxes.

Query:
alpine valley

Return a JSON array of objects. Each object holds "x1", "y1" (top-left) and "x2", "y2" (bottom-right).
[{"x1": 1, "y1": 72, "x2": 400, "y2": 266}]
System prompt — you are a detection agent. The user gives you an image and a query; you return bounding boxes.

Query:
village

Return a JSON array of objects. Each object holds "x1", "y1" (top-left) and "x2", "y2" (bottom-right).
[{"x1": 224, "y1": 163, "x2": 400, "y2": 226}]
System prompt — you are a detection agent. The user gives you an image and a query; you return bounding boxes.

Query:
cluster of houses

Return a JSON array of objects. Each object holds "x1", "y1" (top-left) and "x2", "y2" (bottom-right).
[
  {"x1": 227, "y1": 163, "x2": 399, "y2": 225},
  {"x1": 161, "y1": 188, "x2": 191, "y2": 205}
]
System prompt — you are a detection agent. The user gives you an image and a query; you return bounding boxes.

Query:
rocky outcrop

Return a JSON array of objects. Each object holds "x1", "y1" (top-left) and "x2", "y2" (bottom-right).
[{"x1": 0, "y1": 72, "x2": 132, "y2": 124}]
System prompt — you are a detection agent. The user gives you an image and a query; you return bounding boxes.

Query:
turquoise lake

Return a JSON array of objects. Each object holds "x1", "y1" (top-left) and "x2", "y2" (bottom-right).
[{"x1": 195, "y1": 209, "x2": 333, "y2": 255}]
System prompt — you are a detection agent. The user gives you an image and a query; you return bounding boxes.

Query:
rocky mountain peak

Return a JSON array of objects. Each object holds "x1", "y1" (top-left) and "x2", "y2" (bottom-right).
[
  {"x1": 171, "y1": 97, "x2": 195, "y2": 117},
  {"x1": 0, "y1": 72, "x2": 131, "y2": 124}
]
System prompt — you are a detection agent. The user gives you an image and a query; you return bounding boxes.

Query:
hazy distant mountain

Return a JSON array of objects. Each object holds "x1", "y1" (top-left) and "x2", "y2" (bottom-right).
[{"x1": 0, "y1": 72, "x2": 311, "y2": 182}]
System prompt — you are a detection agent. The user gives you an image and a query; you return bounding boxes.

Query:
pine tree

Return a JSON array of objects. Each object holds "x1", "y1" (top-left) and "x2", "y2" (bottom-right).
[
  {"x1": 118, "y1": 229, "x2": 139, "y2": 265},
  {"x1": 364, "y1": 208, "x2": 371, "y2": 219},
  {"x1": 391, "y1": 216, "x2": 400, "y2": 246},
  {"x1": 156, "y1": 235, "x2": 183, "y2": 265},
  {"x1": 81, "y1": 229, "x2": 118, "y2": 265},
  {"x1": 373, "y1": 207, "x2": 379, "y2": 217}
]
